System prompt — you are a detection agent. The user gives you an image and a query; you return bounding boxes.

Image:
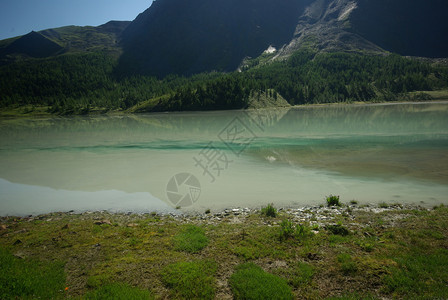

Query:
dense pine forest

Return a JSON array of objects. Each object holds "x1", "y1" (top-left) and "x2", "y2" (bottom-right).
[{"x1": 1, "y1": 50, "x2": 447, "y2": 114}]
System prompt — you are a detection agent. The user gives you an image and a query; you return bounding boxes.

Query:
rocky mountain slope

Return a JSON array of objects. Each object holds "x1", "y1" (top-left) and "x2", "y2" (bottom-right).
[
  {"x1": 1, "y1": 0, "x2": 447, "y2": 75},
  {"x1": 0, "y1": 21, "x2": 129, "y2": 64},
  {"x1": 118, "y1": 0, "x2": 311, "y2": 76},
  {"x1": 119, "y1": 0, "x2": 448, "y2": 76}
]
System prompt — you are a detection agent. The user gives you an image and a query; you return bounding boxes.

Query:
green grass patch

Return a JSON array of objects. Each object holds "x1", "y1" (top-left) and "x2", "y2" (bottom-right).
[
  {"x1": 383, "y1": 249, "x2": 448, "y2": 298},
  {"x1": 326, "y1": 224, "x2": 350, "y2": 236},
  {"x1": 173, "y1": 225, "x2": 209, "y2": 253},
  {"x1": 279, "y1": 219, "x2": 312, "y2": 241},
  {"x1": 83, "y1": 283, "x2": 154, "y2": 299},
  {"x1": 275, "y1": 261, "x2": 315, "y2": 288},
  {"x1": 337, "y1": 253, "x2": 358, "y2": 275},
  {"x1": 0, "y1": 247, "x2": 66, "y2": 299},
  {"x1": 230, "y1": 263, "x2": 293, "y2": 300},
  {"x1": 326, "y1": 195, "x2": 341, "y2": 207},
  {"x1": 161, "y1": 260, "x2": 217, "y2": 299},
  {"x1": 378, "y1": 202, "x2": 390, "y2": 208},
  {"x1": 261, "y1": 203, "x2": 277, "y2": 217}
]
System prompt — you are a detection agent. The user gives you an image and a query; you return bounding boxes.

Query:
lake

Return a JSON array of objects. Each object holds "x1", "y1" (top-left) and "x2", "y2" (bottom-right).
[{"x1": 0, "y1": 102, "x2": 447, "y2": 216}]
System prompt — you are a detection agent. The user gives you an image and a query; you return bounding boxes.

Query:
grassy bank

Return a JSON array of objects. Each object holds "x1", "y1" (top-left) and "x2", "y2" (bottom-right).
[{"x1": 0, "y1": 202, "x2": 447, "y2": 299}]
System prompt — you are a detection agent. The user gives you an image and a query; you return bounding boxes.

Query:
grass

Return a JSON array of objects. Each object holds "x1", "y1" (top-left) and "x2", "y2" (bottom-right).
[
  {"x1": 229, "y1": 263, "x2": 293, "y2": 300},
  {"x1": 275, "y1": 261, "x2": 315, "y2": 288},
  {"x1": 161, "y1": 260, "x2": 217, "y2": 299},
  {"x1": 0, "y1": 205, "x2": 447, "y2": 299},
  {"x1": 383, "y1": 249, "x2": 448, "y2": 298},
  {"x1": 173, "y1": 224, "x2": 209, "y2": 253},
  {"x1": 326, "y1": 224, "x2": 350, "y2": 236},
  {"x1": 279, "y1": 219, "x2": 312, "y2": 241},
  {"x1": 0, "y1": 247, "x2": 66, "y2": 299},
  {"x1": 337, "y1": 253, "x2": 358, "y2": 275},
  {"x1": 83, "y1": 283, "x2": 154, "y2": 300},
  {"x1": 326, "y1": 195, "x2": 341, "y2": 207},
  {"x1": 261, "y1": 203, "x2": 277, "y2": 217},
  {"x1": 378, "y1": 202, "x2": 390, "y2": 208}
]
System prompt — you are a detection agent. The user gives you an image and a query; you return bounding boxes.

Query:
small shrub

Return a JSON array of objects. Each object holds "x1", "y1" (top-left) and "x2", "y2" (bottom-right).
[
  {"x1": 357, "y1": 241, "x2": 375, "y2": 252},
  {"x1": 173, "y1": 225, "x2": 209, "y2": 253},
  {"x1": 230, "y1": 263, "x2": 293, "y2": 300},
  {"x1": 326, "y1": 224, "x2": 350, "y2": 236},
  {"x1": 379, "y1": 202, "x2": 390, "y2": 208},
  {"x1": 86, "y1": 274, "x2": 110, "y2": 288},
  {"x1": 349, "y1": 200, "x2": 358, "y2": 205},
  {"x1": 326, "y1": 195, "x2": 341, "y2": 207},
  {"x1": 279, "y1": 220, "x2": 312, "y2": 241},
  {"x1": 84, "y1": 283, "x2": 154, "y2": 299},
  {"x1": 161, "y1": 260, "x2": 217, "y2": 299},
  {"x1": 261, "y1": 203, "x2": 277, "y2": 217},
  {"x1": 279, "y1": 219, "x2": 295, "y2": 240},
  {"x1": 296, "y1": 223, "x2": 312, "y2": 239}
]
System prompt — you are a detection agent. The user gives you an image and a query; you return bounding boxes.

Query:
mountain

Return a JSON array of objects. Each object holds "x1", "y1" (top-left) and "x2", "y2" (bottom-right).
[
  {"x1": 119, "y1": 0, "x2": 448, "y2": 76},
  {"x1": 1, "y1": 0, "x2": 447, "y2": 74},
  {"x1": 349, "y1": 0, "x2": 448, "y2": 58},
  {"x1": 119, "y1": 0, "x2": 311, "y2": 76},
  {"x1": 0, "y1": 21, "x2": 130, "y2": 64},
  {"x1": 0, "y1": 31, "x2": 63, "y2": 60},
  {"x1": 1, "y1": 0, "x2": 448, "y2": 114}
]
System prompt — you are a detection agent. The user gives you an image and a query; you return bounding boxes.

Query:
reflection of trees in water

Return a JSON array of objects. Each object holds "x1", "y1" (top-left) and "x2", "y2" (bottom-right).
[
  {"x1": 273, "y1": 103, "x2": 448, "y2": 134},
  {"x1": 0, "y1": 103, "x2": 446, "y2": 151}
]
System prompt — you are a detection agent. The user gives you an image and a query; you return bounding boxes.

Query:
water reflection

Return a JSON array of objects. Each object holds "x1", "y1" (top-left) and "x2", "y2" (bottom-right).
[{"x1": 0, "y1": 103, "x2": 447, "y2": 215}]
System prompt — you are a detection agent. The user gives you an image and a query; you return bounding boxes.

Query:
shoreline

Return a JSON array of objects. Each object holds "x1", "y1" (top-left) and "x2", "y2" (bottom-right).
[
  {"x1": 0, "y1": 202, "x2": 435, "y2": 223},
  {"x1": 1, "y1": 98, "x2": 447, "y2": 119}
]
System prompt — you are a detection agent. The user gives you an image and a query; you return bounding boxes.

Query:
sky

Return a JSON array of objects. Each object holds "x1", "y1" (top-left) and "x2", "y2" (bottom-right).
[{"x1": 0, "y1": 0, "x2": 154, "y2": 40}]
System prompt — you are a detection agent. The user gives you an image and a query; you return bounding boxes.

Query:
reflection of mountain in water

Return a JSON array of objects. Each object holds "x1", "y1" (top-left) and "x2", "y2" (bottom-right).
[
  {"x1": 0, "y1": 103, "x2": 447, "y2": 190},
  {"x1": 0, "y1": 103, "x2": 447, "y2": 215},
  {"x1": 0, "y1": 108, "x2": 291, "y2": 151},
  {"x1": 245, "y1": 103, "x2": 448, "y2": 185}
]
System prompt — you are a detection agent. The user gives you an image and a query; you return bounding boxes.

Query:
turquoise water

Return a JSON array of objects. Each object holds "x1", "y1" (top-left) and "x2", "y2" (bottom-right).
[{"x1": 0, "y1": 102, "x2": 447, "y2": 215}]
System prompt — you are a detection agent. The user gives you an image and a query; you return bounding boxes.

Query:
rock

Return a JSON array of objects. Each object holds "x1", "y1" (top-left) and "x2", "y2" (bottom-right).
[
  {"x1": 13, "y1": 252, "x2": 26, "y2": 259},
  {"x1": 307, "y1": 253, "x2": 319, "y2": 260},
  {"x1": 271, "y1": 260, "x2": 288, "y2": 268},
  {"x1": 127, "y1": 223, "x2": 139, "y2": 227},
  {"x1": 0, "y1": 224, "x2": 7, "y2": 230},
  {"x1": 94, "y1": 220, "x2": 112, "y2": 225},
  {"x1": 12, "y1": 229, "x2": 27, "y2": 235}
]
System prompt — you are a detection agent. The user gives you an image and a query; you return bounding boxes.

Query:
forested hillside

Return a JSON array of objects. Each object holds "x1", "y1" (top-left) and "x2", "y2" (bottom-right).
[{"x1": 1, "y1": 50, "x2": 447, "y2": 114}]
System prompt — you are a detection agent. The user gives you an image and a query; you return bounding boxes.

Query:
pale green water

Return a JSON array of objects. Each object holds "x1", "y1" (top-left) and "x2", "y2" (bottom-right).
[{"x1": 0, "y1": 103, "x2": 447, "y2": 215}]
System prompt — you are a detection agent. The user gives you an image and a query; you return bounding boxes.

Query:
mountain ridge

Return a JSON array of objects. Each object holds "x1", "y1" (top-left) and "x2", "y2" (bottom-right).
[
  {"x1": 0, "y1": 21, "x2": 130, "y2": 64},
  {"x1": 1, "y1": 0, "x2": 448, "y2": 114},
  {"x1": 1, "y1": 0, "x2": 447, "y2": 74}
]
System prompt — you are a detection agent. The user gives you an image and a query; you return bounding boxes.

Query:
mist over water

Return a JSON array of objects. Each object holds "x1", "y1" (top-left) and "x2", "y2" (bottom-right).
[{"x1": 0, "y1": 103, "x2": 447, "y2": 215}]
